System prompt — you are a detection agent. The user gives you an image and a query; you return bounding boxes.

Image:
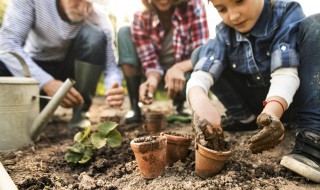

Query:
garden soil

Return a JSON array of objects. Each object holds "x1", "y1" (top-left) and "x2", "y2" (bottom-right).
[{"x1": 1, "y1": 96, "x2": 320, "y2": 190}]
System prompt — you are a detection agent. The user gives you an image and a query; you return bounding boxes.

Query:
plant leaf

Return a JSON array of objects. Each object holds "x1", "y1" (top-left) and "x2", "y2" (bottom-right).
[
  {"x1": 97, "y1": 121, "x2": 118, "y2": 136},
  {"x1": 64, "y1": 151, "x2": 83, "y2": 163},
  {"x1": 73, "y1": 126, "x2": 91, "y2": 143},
  {"x1": 91, "y1": 132, "x2": 107, "y2": 149},
  {"x1": 106, "y1": 130, "x2": 122, "y2": 147},
  {"x1": 78, "y1": 148, "x2": 95, "y2": 164},
  {"x1": 74, "y1": 132, "x2": 84, "y2": 143},
  {"x1": 67, "y1": 143, "x2": 85, "y2": 153}
]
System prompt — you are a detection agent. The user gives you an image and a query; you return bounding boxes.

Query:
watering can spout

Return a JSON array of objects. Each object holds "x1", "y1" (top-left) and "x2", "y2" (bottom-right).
[{"x1": 30, "y1": 78, "x2": 75, "y2": 140}]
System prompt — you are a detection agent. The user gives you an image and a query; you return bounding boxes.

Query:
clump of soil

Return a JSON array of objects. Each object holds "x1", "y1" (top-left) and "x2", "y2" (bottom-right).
[
  {"x1": 133, "y1": 135, "x2": 158, "y2": 143},
  {"x1": 192, "y1": 114, "x2": 230, "y2": 151}
]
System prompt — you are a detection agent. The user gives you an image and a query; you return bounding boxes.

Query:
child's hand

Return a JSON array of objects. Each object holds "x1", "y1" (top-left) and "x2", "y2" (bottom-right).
[
  {"x1": 193, "y1": 113, "x2": 224, "y2": 151},
  {"x1": 248, "y1": 113, "x2": 285, "y2": 153}
]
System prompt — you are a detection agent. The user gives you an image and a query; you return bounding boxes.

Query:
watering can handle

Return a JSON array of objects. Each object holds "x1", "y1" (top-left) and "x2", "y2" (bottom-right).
[{"x1": 0, "y1": 51, "x2": 31, "y2": 77}]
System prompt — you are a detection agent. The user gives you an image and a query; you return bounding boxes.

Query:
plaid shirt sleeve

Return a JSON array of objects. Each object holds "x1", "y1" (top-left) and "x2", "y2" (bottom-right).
[{"x1": 131, "y1": 12, "x2": 162, "y2": 75}]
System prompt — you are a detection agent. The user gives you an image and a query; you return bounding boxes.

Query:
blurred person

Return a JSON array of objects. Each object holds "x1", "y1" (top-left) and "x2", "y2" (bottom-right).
[
  {"x1": 118, "y1": 0, "x2": 209, "y2": 124},
  {"x1": 0, "y1": 0, "x2": 124, "y2": 128}
]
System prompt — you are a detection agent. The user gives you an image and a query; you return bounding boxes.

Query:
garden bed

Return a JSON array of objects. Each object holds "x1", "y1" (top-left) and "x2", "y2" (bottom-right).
[{"x1": 0, "y1": 96, "x2": 319, "y2": 190}]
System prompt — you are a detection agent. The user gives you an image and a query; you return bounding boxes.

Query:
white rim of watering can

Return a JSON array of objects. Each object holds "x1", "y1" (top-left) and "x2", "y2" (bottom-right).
[{"x1": 0, "y1": 51, "x2": 31, "y2": 77}]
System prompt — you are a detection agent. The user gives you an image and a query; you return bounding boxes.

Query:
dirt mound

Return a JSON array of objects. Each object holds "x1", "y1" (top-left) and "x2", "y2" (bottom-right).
[{"x1": 0, "y1": 96, "x2": 319, "y2": 189}]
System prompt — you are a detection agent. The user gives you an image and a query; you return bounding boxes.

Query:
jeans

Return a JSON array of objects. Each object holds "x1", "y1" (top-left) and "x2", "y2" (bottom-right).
[
  {"x1": 0, "y1": 23, "x2": 106, "y2": 80},
  {"x1": 211, "y1": 14, "x2": 320, "y2": 133}
]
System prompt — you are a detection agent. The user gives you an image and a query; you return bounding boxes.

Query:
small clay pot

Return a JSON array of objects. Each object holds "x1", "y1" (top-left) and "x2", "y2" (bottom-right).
[
  {"x1": 144, "y1": 111, "x2": 166, "y2": 133},
  {"x1": 130, "y1": 135, "x2": 167, "y2": 179},
  {"x1": 161, "y1": 132, "x2": 192, "y2": 166},
  {"x1": 195, "y1": 143, "x2": 232, "y2": 179}
]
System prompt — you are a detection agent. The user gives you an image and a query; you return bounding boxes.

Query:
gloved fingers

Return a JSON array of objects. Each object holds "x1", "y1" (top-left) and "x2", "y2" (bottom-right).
[
  {"x1": 248, "y1": 132, "x2": 284, "y2": 149},
  {"x1": 256, "y1": 113, "x2": 273, "y2": 126},
  {"x1": 248, "y1": 128, "x2": 274, "y2": 143},
  {"x1": 248, "y1": 121, "x2": 284, "y2": 143},
  {"x1": 249, "y1": 136, "x2": 283, "y2": 153},
  {"x1": 248, "y1": 126, "x2": 284, "y2": 143}
]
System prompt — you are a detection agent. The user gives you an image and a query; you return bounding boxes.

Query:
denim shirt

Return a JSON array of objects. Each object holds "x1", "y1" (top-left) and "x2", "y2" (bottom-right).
[{"x1": 194, "y1": 0, "x2": 305, "y2": 87}]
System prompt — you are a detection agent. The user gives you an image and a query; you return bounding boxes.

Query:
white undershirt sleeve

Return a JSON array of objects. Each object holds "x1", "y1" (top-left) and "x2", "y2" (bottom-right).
[
  {"x1": 266, "y1": 67, "x2": 300, "y2": 108},
  {"x1": 186, "y1": 70, "x2": 214, "y2": 104}
]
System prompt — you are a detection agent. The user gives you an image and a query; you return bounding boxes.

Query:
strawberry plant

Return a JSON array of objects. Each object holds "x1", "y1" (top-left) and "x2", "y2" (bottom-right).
[{"x1": 65, "y1": 121, "x2": 122, "y2": 164}]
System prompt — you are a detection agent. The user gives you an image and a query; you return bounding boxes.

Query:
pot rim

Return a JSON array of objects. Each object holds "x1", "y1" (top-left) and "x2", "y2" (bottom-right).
[
  {"x1": 131, "y1": 135, "x2": 166, "y2": 144},
  {"x1": 0, "y1": 77, "x2": 38, "y2": 84},
  {"x1": 161, "y1": 132, "x2": 192, "y2": 145},
  {"x1": 130, "y1": 135, "x2": 167, "y2": 152},
  {"x1": 196, "y1": 142, "x2": 232, "y2": 159}
]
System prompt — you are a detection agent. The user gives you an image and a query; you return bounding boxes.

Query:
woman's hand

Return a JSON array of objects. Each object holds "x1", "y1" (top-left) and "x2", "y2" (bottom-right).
[
  {"x1": 139, "y1": 72, "x2": 161, "y2": 105},
  {"x1": 164, "y1": 65, "x2": 186, "y2": 99}
]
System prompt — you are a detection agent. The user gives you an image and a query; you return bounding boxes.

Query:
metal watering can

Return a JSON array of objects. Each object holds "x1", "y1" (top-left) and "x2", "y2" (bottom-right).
[{"x1": 0, "y1": 52, "x2": 75, "y2": 152}]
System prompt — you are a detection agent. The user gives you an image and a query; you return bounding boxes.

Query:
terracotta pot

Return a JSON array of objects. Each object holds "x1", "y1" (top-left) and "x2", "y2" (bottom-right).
[
  {"x1": 144, "y1": 111, "x2": 166, "y2": 133},
  {"x1": 195, "y1": 143, "x2": 232, "y2": 179},
  {"x1": 161, "y1": 132, "x2": 192, "y2": 166},
  {"x1": 130, "y1": 135, "x2": 167, "y2": 179}
]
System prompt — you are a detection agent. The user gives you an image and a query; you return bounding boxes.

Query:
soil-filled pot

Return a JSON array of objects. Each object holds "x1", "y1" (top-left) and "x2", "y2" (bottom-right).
[
  {"x1": 144, "y1": 111, "x2": 166, "y2": 133},
  {"x1": 130, "y1": 135, "x2": 167, "y2": 179},
  {"x1": 161, "y1": 132, "x2": 192, "y2": 166},
  {"x1": 195, "y1": 143, "x2": 232, "y2": 179}
]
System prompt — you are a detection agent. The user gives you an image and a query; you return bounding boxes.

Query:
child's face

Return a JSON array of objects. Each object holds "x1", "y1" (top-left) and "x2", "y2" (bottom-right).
[
  {"x1": 210, "y1": 0, "x2": 264, "y2": 33},
  {"x1": 152, "y1": 0, "x2": 174, "y2": 11}
]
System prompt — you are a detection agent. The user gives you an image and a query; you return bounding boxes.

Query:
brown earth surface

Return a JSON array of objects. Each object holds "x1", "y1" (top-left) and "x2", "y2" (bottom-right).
[{"x1": 1, "y1": 96, "x2": 320, "y2": 190}]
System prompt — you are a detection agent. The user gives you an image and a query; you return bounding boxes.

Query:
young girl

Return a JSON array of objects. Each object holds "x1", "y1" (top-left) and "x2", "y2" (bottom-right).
[
  {"x1": 117, "y1": 0, "x2": 209, "y2": 123},
  {"x1": 187, "y1": 0, "x2": 320, "y2": 183}
]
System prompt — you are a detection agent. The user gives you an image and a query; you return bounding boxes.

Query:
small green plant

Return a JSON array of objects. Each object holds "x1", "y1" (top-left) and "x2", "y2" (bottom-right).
[{"x1": 64, "y1": 121, "x2": 122, "y2": 164}]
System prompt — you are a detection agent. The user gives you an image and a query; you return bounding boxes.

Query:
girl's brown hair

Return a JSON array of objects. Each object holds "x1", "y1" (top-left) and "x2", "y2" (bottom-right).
[{"x1": 141, "y1": 0, "x2": 188, "y2": 12}]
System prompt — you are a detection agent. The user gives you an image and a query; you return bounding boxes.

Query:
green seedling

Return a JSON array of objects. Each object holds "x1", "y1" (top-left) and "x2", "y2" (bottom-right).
[{"x1": 64, "y1": 121, "x2": 122, "y2": 164}]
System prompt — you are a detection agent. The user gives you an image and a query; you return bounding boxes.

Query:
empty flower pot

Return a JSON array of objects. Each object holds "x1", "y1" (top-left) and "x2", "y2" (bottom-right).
[
  {"x1": 144, "y1": 111, "x2": 166, "y2": 133},
  {"x1": 195, "y1": 143, "x2": 232, "y2": 179},
  {"x1": 130, "y1": 135, "x2": 167, "y2": 179},
  {"x1": 161, "y1": 132, "x2": 192, "y2": 166}
]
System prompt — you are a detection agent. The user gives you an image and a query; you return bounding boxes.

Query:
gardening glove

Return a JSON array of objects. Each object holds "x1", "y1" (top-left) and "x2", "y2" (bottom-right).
[
  {"x1": 192, "y1": 113, "x2": 225, "y2": 151},
  {"x1": 248, "y1": 113, "x2": 285, "y2": 153}
]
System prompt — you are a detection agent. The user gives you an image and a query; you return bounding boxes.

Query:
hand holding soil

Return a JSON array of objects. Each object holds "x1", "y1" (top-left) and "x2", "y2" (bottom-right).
[
  {"x1": 139, "y1": 82, "x2": 154, "y2": 105},
  {"x1": 144, "y1": 83, "x2": 153, "y2": 102},
  {"x1": 192, "y1": 113, "x2": 227, "y2": 151},
  {"x1": 248, "y1": 113, "x2": 285, "y2": 153}
]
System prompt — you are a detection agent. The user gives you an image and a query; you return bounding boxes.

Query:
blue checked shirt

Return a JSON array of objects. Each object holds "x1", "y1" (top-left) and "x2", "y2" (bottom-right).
[
  {"x1": 194, "y1": 0, "x2": 305, "y2": 87},
  {"x1": 0, "y1": 0, "x2": 122, "y2": 90}
]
